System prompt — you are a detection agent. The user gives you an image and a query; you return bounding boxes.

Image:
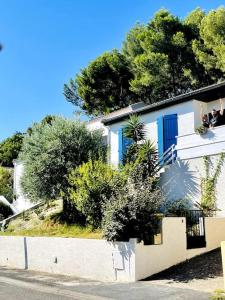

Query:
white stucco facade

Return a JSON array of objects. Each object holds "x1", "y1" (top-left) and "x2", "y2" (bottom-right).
[
  {"x1": 106, "y1": 98, "x2": 225, "y2": 167},
  {"x1": 13, "y1": 160, "x2": 33, "y2": 212},
  {"x1": 160, "y1": 154, "x2": 225, "y2": 216},
  {"x1": 108, "y1": 100, "x2": 196, "y2": 167},
  {"x1": 102, "y1": 92, "x2": 225, "y2": 214}
]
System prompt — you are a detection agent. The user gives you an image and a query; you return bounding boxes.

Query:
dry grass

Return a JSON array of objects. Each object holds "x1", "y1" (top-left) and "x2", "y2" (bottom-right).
[
  {"x1": 0, "y1": 200, "x2": 102, "y2": 239},
  {"x1": 0, "y1": 220, "x2": 102, "y2": 239}
]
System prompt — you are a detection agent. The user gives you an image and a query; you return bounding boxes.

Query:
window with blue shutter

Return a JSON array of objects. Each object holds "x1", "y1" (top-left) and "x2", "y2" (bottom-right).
[
  {"x1": 157, "y1": 116, "x2": 164, "y2": 160},
  {"x1": 163, "y1": 114, "x2": 178, "y2": 151},
  {"x1": 118, "y1": 128, "x2": 133, "y2": 165},
  {"x1": 157, "y1": 114, "x2": 178, "y2": 161},
  {"x1": 118, "y1": 128, "x2": 123, "y2": 164}
]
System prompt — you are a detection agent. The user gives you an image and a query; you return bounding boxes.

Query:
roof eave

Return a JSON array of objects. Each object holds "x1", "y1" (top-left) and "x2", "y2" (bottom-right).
[{"x1": 102, "y1": 81, "x2": 225, "y2": 125}]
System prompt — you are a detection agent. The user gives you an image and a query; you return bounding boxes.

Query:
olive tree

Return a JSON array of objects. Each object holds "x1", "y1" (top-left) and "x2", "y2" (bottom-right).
[{"x1": 19, "y1": 116, "x2": 106, "y2": 201}]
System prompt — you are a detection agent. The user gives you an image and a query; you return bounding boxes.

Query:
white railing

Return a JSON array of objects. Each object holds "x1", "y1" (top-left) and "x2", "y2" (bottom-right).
[{"x1": 154, "y1": 144, "x2": 176, "y2": 175}]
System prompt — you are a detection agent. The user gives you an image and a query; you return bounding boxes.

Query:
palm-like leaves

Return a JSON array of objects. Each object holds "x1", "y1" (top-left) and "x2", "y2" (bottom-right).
[{"x1": 123, "y1": 115, "x2": 145, "y2": 143}]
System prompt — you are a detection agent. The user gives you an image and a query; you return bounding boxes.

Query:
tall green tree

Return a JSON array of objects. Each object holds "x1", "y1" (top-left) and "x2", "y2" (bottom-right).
[
  {"x1": 122, "y1": 23, "x2": 146, "y2": 60},
  {"x1": 192, "y1": 7, "x2": 225, "y2": 74},
  {"x1": 65, "y1": 8, "x2": 225, "y2": 115},
  {"x1": 64, "y1": 50, "x2": 137, "y2": 116},
  {"x1": 128, "y1": 9, "x2": 214, "y2": 103},
  {"x1": 0, "y1": 133, "x2": 24, "y2": 167}
]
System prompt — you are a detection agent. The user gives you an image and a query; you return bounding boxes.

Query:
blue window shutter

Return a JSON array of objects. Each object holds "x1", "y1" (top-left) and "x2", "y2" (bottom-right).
[
  {"x1": 118, "y1": 128, "x2": 133, "y2": 165},
  {"x1": 122, "y1": 133, "x2": 133, "y2": 155},
  {"x1": 118, "y1": 128, "x2": 123, "y2": 164},
  {"x1": 157, "y1": 116, "x2": 164, "y2": 159},
  {"x1": 163, "y1": 114, "x2": 178, "y2": 151}
]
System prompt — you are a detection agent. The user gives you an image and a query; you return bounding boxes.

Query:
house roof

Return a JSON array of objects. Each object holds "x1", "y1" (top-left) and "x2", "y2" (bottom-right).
[{"x1": 102, "y1": 81, "x2": 225, "y2": 125}]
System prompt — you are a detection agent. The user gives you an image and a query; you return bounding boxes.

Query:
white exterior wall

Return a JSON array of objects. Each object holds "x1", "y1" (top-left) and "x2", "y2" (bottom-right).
[
  {"x1": 160, "y1": 154, "x2": 225, "y2": 215},
  {"x1": 1, "y1": 217, "x2": 225, "y2": 282},
  {"x1": 177, "y1": 99, "x2": 225, "y2": 160},
  {"x1": 135, "y1": 217, "x2": 186, "y2": 280},
  {"x1": 86, "y1": 119, "x2": 108, "y2": 136},
  {"x1": 135, "y1": 217, "x2": 225, "y2": 280},
  {"x1": 13, "y1": 160, "x2": 33, "y2": 212},
  {"x1": 108, "y1": 98, "x2": 225, "y2": 166},
  {"x1": 109, "y1": 101, "x2": 195, "y2": 167}
]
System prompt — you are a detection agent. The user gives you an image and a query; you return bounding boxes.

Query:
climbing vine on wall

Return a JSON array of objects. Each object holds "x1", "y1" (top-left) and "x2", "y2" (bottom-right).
[{"x1": 199, "y1": 153, "x2": 225, "y2": 215}]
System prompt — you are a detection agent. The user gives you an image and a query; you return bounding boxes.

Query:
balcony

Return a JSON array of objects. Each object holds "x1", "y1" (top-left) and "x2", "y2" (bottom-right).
[{"x1": 176, "y1": 125, "x2": 225, "y2": 160}]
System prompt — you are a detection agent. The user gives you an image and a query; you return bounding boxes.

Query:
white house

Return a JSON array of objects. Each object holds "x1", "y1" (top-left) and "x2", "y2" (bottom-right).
[{"x1": 100, "y1": 81, "x2": 225, "y2": 215}]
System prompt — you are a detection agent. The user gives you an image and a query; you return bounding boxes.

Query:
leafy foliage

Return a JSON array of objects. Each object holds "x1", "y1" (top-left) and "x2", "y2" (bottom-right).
[
  {"x1": 198, "y1": 154, "x2": 225, "y2": 214},
  {"x1": 68, "y1": 160, "x2": 121, "y2": 228},
  {"x1": 0, "y1": 166, "x2": 13, "y2": 221},
  {"x1": 211, "y1": 289, "x2": 225, "y2": 300},
  {"x1": 164, "y1": 199, "x2": 192, "y2": 216},
  {"x1": 27, "y1": 115, "x2": 56, "y2": 136},
  {"x1": 20, "y1": 117, "x2": 106, "y2": 201},
  {"x1": 0, "y1": 203, "x2": 13, "y2": 221},
  {"x1": 129, "y1": 9, "x2": 202, "y2": 102},
  {"x1": 123, "y1": 115, "x2": 145, "y2": 143},
  {"x1": 195, "y1": 125, "x2": 208, "y2": 135},
  {"x1": 0, "y1": 133, "x2": 24, "y2": 167},
  {"x1": 102, "y1": 176, "x2": 164, "y2": 242},
  {"x1": 193, "y1": 7, "x2": 225, "y2": 74},
  {"x1": 123, "y1": 115, "x2": 158, "y2": 178},
  {"x1": 65, "y1": 8, "x2": 224, "y2": 115},
  {"x1": 125, "y1": 140, "x2": 158, "y2": 180},
  {"x1": 0, "y1": 166, "x2": 13, "y2": 201},
  {"x1": 103, "y1": 114, "x2": 163, "y2": 242},
  {"x1": 64, "y1": 50, "x2": 137, "y2": 116}
]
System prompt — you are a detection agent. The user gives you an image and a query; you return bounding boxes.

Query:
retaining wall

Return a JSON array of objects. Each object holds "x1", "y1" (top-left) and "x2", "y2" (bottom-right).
[{"x1": 0, "y1": 217, "x2": 225, "y2": 282}]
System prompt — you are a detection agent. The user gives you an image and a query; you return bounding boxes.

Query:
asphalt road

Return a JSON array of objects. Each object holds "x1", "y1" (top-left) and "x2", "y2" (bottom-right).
[{"x1": 0, "y1": 267, "x2": 210, "y2": 300}]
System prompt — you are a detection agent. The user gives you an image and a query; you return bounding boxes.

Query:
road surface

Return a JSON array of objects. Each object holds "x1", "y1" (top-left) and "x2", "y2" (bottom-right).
[{"x1": 0, "y1": 267, "x2": 210, "y2": 300}]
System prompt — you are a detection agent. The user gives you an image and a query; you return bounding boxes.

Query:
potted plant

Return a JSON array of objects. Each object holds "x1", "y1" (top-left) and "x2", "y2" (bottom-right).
[{"x1": 195, "y1": 125, "x2": 208, "y2": 135}]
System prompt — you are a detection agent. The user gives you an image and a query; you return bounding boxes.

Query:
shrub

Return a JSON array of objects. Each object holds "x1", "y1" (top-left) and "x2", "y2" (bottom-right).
[
  {"x1": 19, "y1": 117, "x2": 106, "y2": 201},
  {"x1": 0, "y1": 203, "x2": 13, "y2": 221},
  {"x1": 195, "y1": 125, "x2": 208, "y2": 135},
  {"x1": 0, "y1": 132, "x2": 24, "y2": 167},
  {"x1": 198, "y1": 154, "x2": 225, "y2": 215},
  {"x1": 125, "y1": 140, "x2": 158, "y2": 180},
  {"x1": 0, "y1": 166, "x2": 13, "y2": 201},
  {"x1": 123, "y1": 115, "x2": 146, "y2": 143},
  {"x1": 211, "y1": 289, "x2": 225, "y2": 300},
  {"x1": 68, "y1": 160, "x2": 121, "y2": 228},
  {"x1": 164, "y1": 199, "x2": 192, "y2": 216},
  {"x1": 102, "y1": 177, "x2": 164, "y2": 242}
]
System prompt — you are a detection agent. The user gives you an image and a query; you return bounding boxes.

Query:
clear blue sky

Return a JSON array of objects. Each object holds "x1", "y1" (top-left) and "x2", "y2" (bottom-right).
[{"x1": 0, "y1": 0, "x2": 223, "y2": 141}]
